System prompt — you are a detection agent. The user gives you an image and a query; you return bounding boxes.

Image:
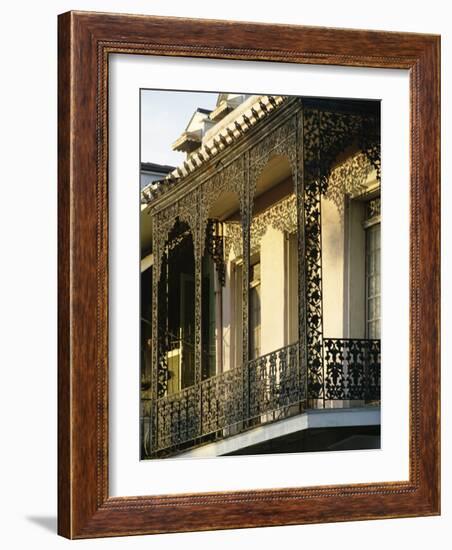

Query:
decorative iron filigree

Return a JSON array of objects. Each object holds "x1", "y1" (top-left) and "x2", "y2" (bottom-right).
[
  {"x1": 155, "y1": 385, "x2": 198, "y2": 451},
  {"x1": 200, "y1": 160, "x2": 245, "y2": 224},
  {"x1": 249, "y1": 114, "x2": 298, "y2": 204},
  {"x1": 303, "y1": 109, "x2": 325, "y2": 399},
  {"x1": 201, "y1": 367, "x2": 243, "y2": 435},
  {"x1": 224, "y1": 194, "x2": 297, "y2": 257},
  {"x1": 241, "y1": 150, "x2": 251, "y2": 418},
  {"x1": 296, "y1": 108, "x2": 308, "y2": 401},
  {"x1": 304, "y1": 108, "x2": 380, "y2": 206},
  {"x1": 152, "y1": 340, "x2": 303, "y2": 455},
  {"x1": 248, "y1": 342, "x2": 300, "y2": 417},
  {"x1": 154, "y1": 221, "x2": 196, "y2": 399},
  {"x1": 144, "y1": 338, "x2": 380, "y2": 457},
  {"x1": 156, "y1": 253, "x2": 169, "y2": 397},
  {"x1": 319, "y1": 112, "x2": 362, "y2": 176},
  {"x1": 361, "y1": 115, "x2": 381, "y2": 181},
  {"x1": 302, "y1": 107, "x2": 381, "y2": 399},
  {"x1": 249, "y1": 194, "x2": 297, "y2": 254},
  {"x1": 205, "y1": 219, "x2": 226, "y2": 286},
  {"x1": 224, "y1": 221, "x2": 243, "y2": 258},
  {"x1": 152, "y1": 187, "x2": 200, "y2": 282},
  {"x1": 325, "y1": 151, "x2": 378, "y2": 214},
  {"x1": 323, "y1": 338, "x2": 381, "y2": 401}
]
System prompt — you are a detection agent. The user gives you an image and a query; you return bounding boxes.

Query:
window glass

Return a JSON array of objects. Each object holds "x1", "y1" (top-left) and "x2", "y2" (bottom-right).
[{"x1": 366, "y1": 222, "x2": 381, "y2": 339}]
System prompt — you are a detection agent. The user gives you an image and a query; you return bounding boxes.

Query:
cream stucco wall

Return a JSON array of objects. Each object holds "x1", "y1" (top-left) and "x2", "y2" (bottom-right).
[
  {"x1": 321, "y1": 173, "x2": 379, "y2": 341},
  {"x1": 219, "y1": 225, "x2": 288, "y2": 370},
  {"x1": 321, "y1": 197, "x2": 346, "y2": 338},
  {"x1": 260, "y1": 226, "x2": 286, "y2": 354},
  {"x1": 221, "y1": 249, "x2": 234, "y2": 372},
  {"x1": 218, "y1": 199, "x2": 357, "y2": 370},
  {"x1": 214, "y1": 173, "x2": 378, "y2": 373}
]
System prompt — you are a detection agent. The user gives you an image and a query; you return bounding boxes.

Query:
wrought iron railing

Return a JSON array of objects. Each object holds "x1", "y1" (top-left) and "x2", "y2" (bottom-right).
[
  {"x1": 141, "y1": 338, "x2": 380, "y2": 458},
  {"x1": 323, "y1": 338, "x2": 380, "y2": 401},
  {"x1": 249, "y1": 343, "x2": 300, "y2": 417}
]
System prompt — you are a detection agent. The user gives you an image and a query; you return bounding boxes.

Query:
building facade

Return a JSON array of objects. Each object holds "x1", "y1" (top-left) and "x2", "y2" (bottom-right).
[{"x1": 140, "y1": 94, "x2": 381, "y2": 459}]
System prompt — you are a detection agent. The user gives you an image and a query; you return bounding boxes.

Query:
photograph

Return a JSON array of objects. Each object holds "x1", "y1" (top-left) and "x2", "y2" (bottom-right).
[{"x1": 139, "y1": 90, "x2": 381, "y2": 459}]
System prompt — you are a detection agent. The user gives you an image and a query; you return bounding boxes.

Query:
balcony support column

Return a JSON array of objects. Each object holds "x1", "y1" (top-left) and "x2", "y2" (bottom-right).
[
  {"x1": 150, "y1": 214, "x2": 162, "y2": 453},
  {"x1": 241, "y1": 152, "x2": 251, "y2": 423},
  {"x1": 303, "y1": 108, "x2": 325, "y2": 404},
  {"x1": 194, "y1": 189, "x2": 203, "y2": 436},
  {"x1": 296, "y1": 106, "x2": 308, "y2": 403}
]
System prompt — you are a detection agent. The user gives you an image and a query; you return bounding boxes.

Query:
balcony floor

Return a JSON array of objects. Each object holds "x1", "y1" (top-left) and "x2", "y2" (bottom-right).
[{"x1": 175, "y1": 406, "x2": 380, "y2": 458}]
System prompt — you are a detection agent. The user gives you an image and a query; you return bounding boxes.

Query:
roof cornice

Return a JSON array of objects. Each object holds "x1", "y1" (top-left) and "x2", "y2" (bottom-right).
[{"x1": 141, "y1": 95, "x2": 290, "y2": 206}]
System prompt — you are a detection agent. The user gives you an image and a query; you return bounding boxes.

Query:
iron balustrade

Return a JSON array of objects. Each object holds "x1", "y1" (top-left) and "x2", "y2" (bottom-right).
[
  {"x1": 248, "y1": 342, "x2": 301, "y2": 417},
  {"x1": 141, "y1": 338, "x2": 380, "y2": 457},
  {"x1": 323, "y1": 338, "x2": 380, "y2": 401}
]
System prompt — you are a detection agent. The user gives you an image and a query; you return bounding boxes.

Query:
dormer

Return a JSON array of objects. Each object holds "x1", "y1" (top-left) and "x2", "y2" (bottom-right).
[
  {"x1": 172, "y1": 108, "x2": 213, "y2": 155},
  {"x1": 209, "y1": 93, "x2": 251, "y2": 123}
]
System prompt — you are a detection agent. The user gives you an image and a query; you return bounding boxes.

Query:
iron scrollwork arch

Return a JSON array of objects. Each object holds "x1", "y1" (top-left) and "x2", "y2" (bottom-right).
[{"x1": 151, "y1": 187, "x2": 201, "y2": 401}]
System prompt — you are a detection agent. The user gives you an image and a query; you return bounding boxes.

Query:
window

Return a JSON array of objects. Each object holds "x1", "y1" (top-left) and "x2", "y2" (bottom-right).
[
  {"x1": 231, "y1": 260, "x2": 243, "y2": 370},
  {"x1": 201, "y1": 254, "x2": 217, "y2": 380},
  {"x1": 365, "y1": 199, "x2": 381, "y2": 339},
  {"x1": 249, "y1": 260, "x2": 261, "y2": 360},
  {"x1": 285, "y1": 232, "x2": 298, "y2": 345}
]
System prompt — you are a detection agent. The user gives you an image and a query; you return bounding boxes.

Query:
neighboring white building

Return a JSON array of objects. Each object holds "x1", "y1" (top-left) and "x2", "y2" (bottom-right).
[
  {"x1": 140, "y1": 162, "x2": 175, "y2": 190},
  {"x1": 140, "y1": 93, "x2": 381, "y2": 458}
]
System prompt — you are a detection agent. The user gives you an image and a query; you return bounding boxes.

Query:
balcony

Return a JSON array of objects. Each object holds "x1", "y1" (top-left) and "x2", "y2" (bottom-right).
[{"x1": 141, "y1": 337, "x2": 380, "y2": 458}]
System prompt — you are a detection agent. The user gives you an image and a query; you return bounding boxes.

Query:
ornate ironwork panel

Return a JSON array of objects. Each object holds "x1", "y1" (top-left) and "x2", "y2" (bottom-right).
[
  {"x1": 248, "y1": 342, "x2": 300, "y2": 417},
  {"x1": 323, "y1": 338, "x2": 381, "y2": 401},
  {"x1": 156, "y1": 254, "x2": 169, "y2": 397},
  {"x1": 145, "y1": 337, "x2": 380, "y2": 457},
  {"x1": 224, "y1": 221, "x2": 243, "y2": 258},
  {"x1": 326, "y1": 150, "x2": 379, "y2": 213},
  {"x1": 200, "y1": 158, "x2": 246, "y2": 257},
  {"x1": 205, "y1": 219, "x2": 226, "y2": 286},
  {"x1": 223, "y1": 194, "x2": 298, "y2": 258},
  {"x1": 303, "y1": 109, "x2": 325, "y2": 399},
  {"x1": 249, "y1": 113, "x2": 298, "y2": 204},
  {"x1": 251, "y1": 194, "x2": 297, "y2": 253},
  {"x1": 200, "y1": 367, "x2": 243, "y2": 435},
  {"x1": 150, "y1": 340, "x2": 305, "y2": 456},
  {"x1": 241, "y1": 151, "x2": 251, "y2": 420},
  {"x1": 279, "y1": 340, "x2": 302, "y2": 407},
  {"x1": 155, "y1": 385, "x2": 198, "y2": 452},
  {"x1": 152, "y1": 188, "x2": 200, "y2": 282},
  {"x1": 296, "y1": 108, "x2": 308, "y2": 401},
  {"x1": 364, "y1": 339, "x2": 381, "y2": 401},
  {"x1": 321, "y1": 109, "x2": 380, "y2": 211},
  {"x1": 361, "y1": 114, "x2": 381, "y2": 181},
  {"x1": 194, "y1": 200, "x2": 203, "y2": 390},
  {"x1": 153, "y1": 221, "x2": 197, "y2": 399}
]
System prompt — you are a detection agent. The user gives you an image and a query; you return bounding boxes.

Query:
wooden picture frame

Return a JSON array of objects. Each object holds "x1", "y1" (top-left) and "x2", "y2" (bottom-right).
[{"x1": 58, "y1": 10, "x2": 440, "y2": 539}]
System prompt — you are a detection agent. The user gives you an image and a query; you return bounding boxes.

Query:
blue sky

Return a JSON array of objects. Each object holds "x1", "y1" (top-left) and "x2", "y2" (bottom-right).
[{"x1": 140, "y1": 89, "x2": 218, "y2": 167}]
